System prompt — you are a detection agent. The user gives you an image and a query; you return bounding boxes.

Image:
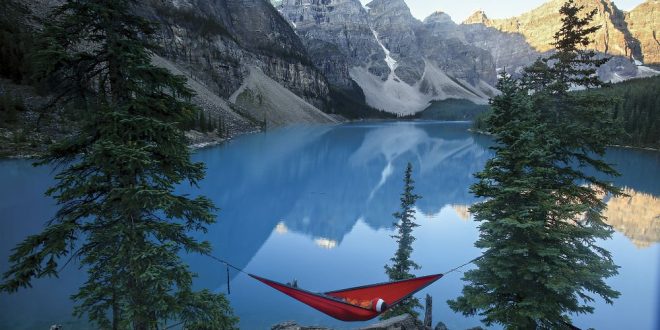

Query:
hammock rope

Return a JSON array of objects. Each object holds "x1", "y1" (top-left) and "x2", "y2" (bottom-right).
[
  {"x1": 442, "y1": 255, "x2": 484, "y2": 275},
  {"x1": 206, "y1": 254, "x2": 248, "y2": 275},
  {"x1": 206, "y1": 253, "x2": 484, "y2": 279}
]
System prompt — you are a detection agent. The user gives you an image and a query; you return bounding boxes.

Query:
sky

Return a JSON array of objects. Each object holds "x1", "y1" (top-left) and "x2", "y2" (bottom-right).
[{"x1": 360, "y1": 0, "x2": 647, "y2": 23}]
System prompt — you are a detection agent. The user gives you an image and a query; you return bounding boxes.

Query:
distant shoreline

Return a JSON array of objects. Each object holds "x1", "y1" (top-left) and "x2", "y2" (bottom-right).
[
  {"x1": 4, "y1": 121, "x2": 656, "y2": 160},
  {"x1": 468, "y1": 128, "x2": 659, "y2": 152}
]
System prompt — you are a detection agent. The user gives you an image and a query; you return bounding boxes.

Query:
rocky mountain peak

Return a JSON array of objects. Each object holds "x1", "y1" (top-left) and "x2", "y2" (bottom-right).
[
  {"x1": 269, "y1": 0, "x2": 657, "y2": 115},
  {"x1": 463, "y1": 10, "x2": 489, "y2": 25},
  {"x1": 422, "y1": 11, "x2": 463, "y2": 41},
  {"x1": 366, "y1": 0, "x2": 424, "y2": 85},
  {"x1": 423, "y1": 11, "x2": 454, "y2": 25},
  {"x1": 366, "y1": 0, "x2": 417, "y2": 22},
  {"x1": 273, "y1": 0, "x2": 500, "y2": 114},
  {"x1": 462, "y1": 0, "x2": 645, "y2": 61},
  {"x1": 273, "y1": 0, "x2": 388, "y2": 88}
]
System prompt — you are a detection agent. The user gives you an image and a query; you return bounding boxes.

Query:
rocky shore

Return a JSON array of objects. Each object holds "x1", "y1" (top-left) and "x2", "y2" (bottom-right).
[
  {"x1": 270, "y1": 296, "x2": 483, "y2": 330},
  {"x1": 271, "y1": 314, "x2": 475, "y2": 330}
]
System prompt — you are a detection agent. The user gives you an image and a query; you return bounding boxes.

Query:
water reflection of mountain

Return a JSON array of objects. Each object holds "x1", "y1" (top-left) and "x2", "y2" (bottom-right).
[
  {"x1": 452, "y1": 205, "x2": 473, "y2": 221},
  {"x1": 184, "y1": 122, "x2": 492, "y2": 285},
  {"x1": 604, "y1": 188, "x2": 660, "y2": 248},
  {"x1": 183, "y1": 122, "x2": 660, "y2": 287},
  {"x1": 1, "y1": 122, "x2": 658, "y2": 326}
]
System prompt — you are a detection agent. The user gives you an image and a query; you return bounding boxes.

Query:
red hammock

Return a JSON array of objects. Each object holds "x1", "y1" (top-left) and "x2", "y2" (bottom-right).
[{"x1": 250, "y1": 273, "x2": 443, "y2": 321}]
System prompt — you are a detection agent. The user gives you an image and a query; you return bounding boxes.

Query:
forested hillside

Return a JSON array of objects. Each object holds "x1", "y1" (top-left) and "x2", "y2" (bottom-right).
[
  {"x1": 474, "y1": 76, "x2": 660, "y2": 149},
  {"x1": 595, "y1": 76, "x2": 660, "y2": 148}
]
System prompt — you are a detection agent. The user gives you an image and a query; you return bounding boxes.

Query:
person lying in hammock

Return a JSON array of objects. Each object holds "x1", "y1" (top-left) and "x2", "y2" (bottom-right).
[
  {"x1": 342, "y1": 297, "x2": 388, "y2": 312},
  {"x1": 285, "y1": 280, "x2": 387, "y2": 312}
]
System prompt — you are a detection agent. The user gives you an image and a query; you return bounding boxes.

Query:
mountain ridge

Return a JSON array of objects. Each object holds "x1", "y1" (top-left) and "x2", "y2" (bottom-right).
[
  {"x1": 273, "y1": 0, "x2": 659, "y2": 115},
  {"x1": 8, "y1": 0, "x2": 660, "y2": 123},
  {"x1": 461, "y1": 0, "x2": 657, "y2": 65},
  {"x1": 274, "y1": 0, "x2": 497, "y2": 114}
]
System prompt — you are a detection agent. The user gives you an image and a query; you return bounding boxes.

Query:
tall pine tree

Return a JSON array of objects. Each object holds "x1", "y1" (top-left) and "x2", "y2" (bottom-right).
[
  {"x1": 449, "y1": 1, "x2": 621, "y2": 328},
  {"x1": 383, "y1": 162, "x2": 422, "y2": 319},
  {"x1": 0, "y1": 0, "x2": 237, "y2": 329}
]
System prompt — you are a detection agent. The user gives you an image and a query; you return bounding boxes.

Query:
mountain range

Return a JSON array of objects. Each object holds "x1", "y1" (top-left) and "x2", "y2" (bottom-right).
[
  {"x1": 273, "y1": 0, "x2": 659, "y2": 114},
  {"x1": 24, "y1": 0, "x2": 660, "y2": 122}
]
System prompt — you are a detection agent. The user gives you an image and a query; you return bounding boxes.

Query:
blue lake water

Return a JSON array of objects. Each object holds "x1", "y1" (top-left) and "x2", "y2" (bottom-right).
[{"x1": 0, "y1": 122, "x2": 658, "y2": 329}]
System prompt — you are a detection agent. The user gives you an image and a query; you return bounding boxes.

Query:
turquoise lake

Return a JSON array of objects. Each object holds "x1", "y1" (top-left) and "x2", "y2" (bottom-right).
[{"x1": 1, "y1": 122, "x2": 658, "y2": 329}]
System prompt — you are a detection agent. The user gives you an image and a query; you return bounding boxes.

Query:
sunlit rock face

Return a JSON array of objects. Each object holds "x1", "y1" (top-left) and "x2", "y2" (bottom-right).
[
  {"x1": 625, "y1": 0, "x2": 660, "y2": 65},
  {"x1": 460, "y1": 0, "x2": 660, "y2": 80},
  {"x1": 604, "y1": 188, "x2": 660, "y2": 248},
  {"x1": 464, "y1": 0, "x2": 641, "y2": 59}
]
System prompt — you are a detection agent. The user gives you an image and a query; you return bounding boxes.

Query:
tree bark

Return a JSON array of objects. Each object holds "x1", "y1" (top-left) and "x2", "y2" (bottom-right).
[{"x1": 424, "y1": 294, "x2": 432, "y2": 330}]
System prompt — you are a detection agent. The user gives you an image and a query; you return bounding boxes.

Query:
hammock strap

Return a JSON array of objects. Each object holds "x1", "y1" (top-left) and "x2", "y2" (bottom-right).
[{"x1": 442, "y1": 255, "x2": 484, "y2": 275}]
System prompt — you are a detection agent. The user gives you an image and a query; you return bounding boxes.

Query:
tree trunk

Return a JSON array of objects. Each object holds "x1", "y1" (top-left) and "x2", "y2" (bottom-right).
[
  {"x1": 424, "y1": 294, "x2": 432, "y2": 330},
  {"x1": 112, "y1": 290, "x2": 120, "y2": 330}
]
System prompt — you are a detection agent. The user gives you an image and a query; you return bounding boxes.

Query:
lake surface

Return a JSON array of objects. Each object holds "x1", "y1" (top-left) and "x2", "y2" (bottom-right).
[{"x1": 1, "y1": 122, "x2": 658, "y2": 329}]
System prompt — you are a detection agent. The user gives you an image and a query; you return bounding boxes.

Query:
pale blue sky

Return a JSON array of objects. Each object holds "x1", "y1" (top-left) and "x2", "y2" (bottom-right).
[{"x1": 361, "y1": 0, "x2": 646, "y2": 23}]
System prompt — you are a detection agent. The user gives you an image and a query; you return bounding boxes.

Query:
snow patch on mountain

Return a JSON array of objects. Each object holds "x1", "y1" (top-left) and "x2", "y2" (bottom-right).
[
  {"x1": 636, "y1": 65, "x2": 660, "y2": 77},
  {"x1": 371, "y1": 28, "x2": 398, "y2": 74}
]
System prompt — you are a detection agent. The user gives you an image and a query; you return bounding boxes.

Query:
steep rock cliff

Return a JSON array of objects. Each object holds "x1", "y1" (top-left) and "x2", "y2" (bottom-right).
[
  {"x1": 23, "y1": 0, "x2": 336, "y2": 133},
  {"x1": 367, "y1": 0, "x2": 425, "y2": 85},
  {"x1": 460, "y1": 0, "x2": 660, "y2": 80},
  {"x1": 418, "y1": 12, "x2": 497, "y2": 85},
  {"x1": 460, "y1": 11, "x2": 540, "y2": 74},
  {"x1": 274, "y1": 0, "x2": 387, "y2": 88},
  {"x1": 144, "y1": 0, "x2": 330, "y2": 110},
  {"x1": 625, "y1": 0, "x2": 659, "y2": 65}
]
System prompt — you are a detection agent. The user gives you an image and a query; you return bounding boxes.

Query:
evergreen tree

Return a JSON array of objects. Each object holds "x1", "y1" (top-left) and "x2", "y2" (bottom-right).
[
  {"x1": 383, "y1": 162, "x2": 422, "y2": 319},
  {"x1": 198, "y1": 110, "x2": 207, "y2": 132},
  {"x1": 0, "y1": 0, "x2": 34, "y2": 83},
  {"x1": 0, "y1": 1, "x2": 237, "y2": 329},
  {"x1": 217, "y1": 116, "x2": 224, "y2": 138},
  {"x1": 449, "y1": 1, "x2": 621, "y2": 328}
]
